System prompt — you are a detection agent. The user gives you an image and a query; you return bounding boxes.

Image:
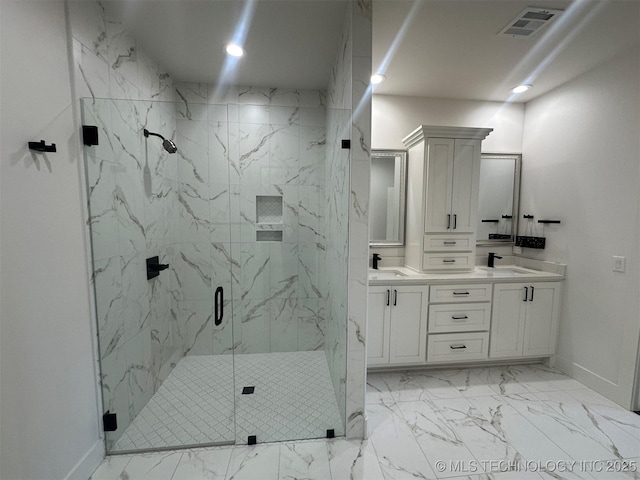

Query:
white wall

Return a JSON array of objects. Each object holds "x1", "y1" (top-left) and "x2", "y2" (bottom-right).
[
  {"x1": 372, "y1": 94, "x2": 525, "y2": 153},
  {"x1": 0, "y1": 2, "x2": 103, "y2": 479},
  {"x1": 521, "y1": 45, "x2": 640, "y2": 409}
]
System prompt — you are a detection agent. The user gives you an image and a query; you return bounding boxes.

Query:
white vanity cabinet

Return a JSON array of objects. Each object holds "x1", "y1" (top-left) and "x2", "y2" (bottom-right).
[
  {"x1": 402, "y1": 126, "x2": 493, "y2": 272},
  {"x1": 490, "y1": 282, "x2": 562, "y2": 358},
  {"x1": 427, "y1": 284, "x2": 492, "y2": 363},
  {"x1": 367, "y1": 285, "x2": 429, "y2": 366}
]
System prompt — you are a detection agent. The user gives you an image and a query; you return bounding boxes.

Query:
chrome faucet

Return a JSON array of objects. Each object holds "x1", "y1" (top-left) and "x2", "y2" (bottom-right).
[
  {"x1": 487, "y1": 252, "x2": 502, "y2": 268},
  {"x1": 372, "y1": 253, "x2": 381, "y2": 270}
]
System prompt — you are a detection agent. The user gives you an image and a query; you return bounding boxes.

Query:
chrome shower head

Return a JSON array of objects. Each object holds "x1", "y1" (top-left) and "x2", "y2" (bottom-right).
[{"x1": 143, "y1": 129, "x2": 177, "y2": 154}]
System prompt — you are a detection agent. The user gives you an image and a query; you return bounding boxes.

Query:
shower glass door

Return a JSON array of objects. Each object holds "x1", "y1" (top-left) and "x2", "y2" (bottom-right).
[
  {"x1": 83, "y1": 97, "x2": 236, "y2": 453},
  {"x1": 228, "y1": 98, "x2": 348, "y2": 445}
]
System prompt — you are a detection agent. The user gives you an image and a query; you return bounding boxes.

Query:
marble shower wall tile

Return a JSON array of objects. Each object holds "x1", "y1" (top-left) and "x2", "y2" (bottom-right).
[
  {"x1": 70, "y1": 0, "x2": 175, "y2": 104},
  {"x1": 322, "y1": 0, "x2": 371, "y2": 440},
  {"x1": 346, "y1": 0, "x2": 372, "y2": 440}
]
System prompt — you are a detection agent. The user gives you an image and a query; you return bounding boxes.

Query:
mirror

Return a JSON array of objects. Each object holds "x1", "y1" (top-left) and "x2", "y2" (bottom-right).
[
  {"x1": 369, "y1": 150, "x2": 407, "y2": 246},
  {"x1": 477, "y1": 154, "x2": 521, "y2": 244}
]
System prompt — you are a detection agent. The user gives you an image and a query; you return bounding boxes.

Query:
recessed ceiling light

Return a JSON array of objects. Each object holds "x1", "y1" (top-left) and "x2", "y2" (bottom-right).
[
  {"x1": 226, "y1": 43, "x2": 244, "y2": 57},
  {"x1": 370, "y1": 74, "x2": 386, "y2": 85},
  {"x1": 511, "y1": 84, "x2": 532, "y2": 94}
]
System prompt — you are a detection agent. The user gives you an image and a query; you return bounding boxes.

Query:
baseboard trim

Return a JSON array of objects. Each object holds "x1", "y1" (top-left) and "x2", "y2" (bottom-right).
[
  {"x1": 553, "y1": 354, "x2": 632, "y2": 409},
  {"x1": 64, "y1": 439, "x2": 105, "y2": 480}
]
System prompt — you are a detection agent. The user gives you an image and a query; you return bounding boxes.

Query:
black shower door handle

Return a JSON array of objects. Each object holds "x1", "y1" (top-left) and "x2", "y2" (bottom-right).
[{"x1": 215, "y1": 286, "x2": 224, "y2": 326}]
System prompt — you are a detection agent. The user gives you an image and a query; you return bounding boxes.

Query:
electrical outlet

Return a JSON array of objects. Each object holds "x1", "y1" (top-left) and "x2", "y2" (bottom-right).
[
  {"x1": 613, "y1": 256, "x2": 626, "y2": 273},
  {"x1": 513, "y1": 246, "x2": 522, "y2": 255}
]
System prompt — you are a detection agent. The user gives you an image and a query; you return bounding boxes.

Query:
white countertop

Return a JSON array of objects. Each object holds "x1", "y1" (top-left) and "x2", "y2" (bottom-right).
[{"x1": 368, "y1": 260, "x2": 565, "y2": 285}]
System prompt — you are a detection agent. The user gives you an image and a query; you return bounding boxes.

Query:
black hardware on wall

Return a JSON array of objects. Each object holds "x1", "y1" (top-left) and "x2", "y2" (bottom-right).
[
  {"x1": 515, "y1": 236, "x2": 546, "y2": 249},
  {"x1": 28, "y1": 140, "x2": 56, "y2": 153},
  {"x1": 326, "y1": 429, "x2": 335, "y2": 438},
  {"x1": 248, "y1": 435, "x2": 257, "y2": 445},
  {"x1": 103, "y1": 411, "x2": 117, "y2": 432},
  {"x1": 146, "y1": 256, "x2": 169, "y2": 280},
  {"x1": 538, "y1": 220, "x2": 561, "y2": 224},
  {"x1": 214, "y1": 286, "x2": 224, "y2": 326},
  {"x1": 83, "y1": 125, "x2": 99, "y2": 146},
  {"x1": 341, "y1": 139, "x2": 351, "y2": 149}
]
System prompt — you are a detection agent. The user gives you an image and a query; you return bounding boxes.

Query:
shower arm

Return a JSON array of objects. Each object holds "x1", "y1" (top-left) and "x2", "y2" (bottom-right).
[{"x1": 143, "y1": 129, "x2": 166, "y2": 141}]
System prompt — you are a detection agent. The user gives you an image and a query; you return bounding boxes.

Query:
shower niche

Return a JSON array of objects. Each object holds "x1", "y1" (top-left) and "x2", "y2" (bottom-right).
[{"x1": 256, "y1": 195, "x2": 283, "y2": 242}]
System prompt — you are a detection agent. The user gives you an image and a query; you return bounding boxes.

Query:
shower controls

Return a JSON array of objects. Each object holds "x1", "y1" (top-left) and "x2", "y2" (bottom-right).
[
  {"x1": 146, "y1": 256, "x2": 170, "y2": 280},
  {"x1": 214, "y1": 286, "x2": 224, "y2": 326}
]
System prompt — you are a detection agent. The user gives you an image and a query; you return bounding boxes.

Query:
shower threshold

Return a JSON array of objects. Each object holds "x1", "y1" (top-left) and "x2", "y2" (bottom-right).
[{"x1": 110, "y1": 351, "x2": 343, "y2": 453}]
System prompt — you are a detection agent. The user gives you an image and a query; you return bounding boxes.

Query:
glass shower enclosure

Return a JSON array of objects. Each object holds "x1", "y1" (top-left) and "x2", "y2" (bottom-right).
[{"x1": 83, "y1": 93, "x2": 349, "y2": 453}]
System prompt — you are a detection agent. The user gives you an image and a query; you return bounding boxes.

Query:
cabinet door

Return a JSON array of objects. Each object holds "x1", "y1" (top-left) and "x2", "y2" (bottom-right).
[
  {"x1": 490, "y1": 283, "x2": 527, "y2": 358},
  {"x1": 424, "y1": 138, "x2": 454, "y2": 233},
  {"x1": 523, "y1": 283, "x2": 561, "y2": 356},
  {"x1": 367, "y1": 286, "x2": 391, "y2": 366},
  {"x1": 451, "y1": 139, "x2": 481, "y2": 233},
  {"x1": 389, "y1": 285, "x2": 429, "y2": 364}
]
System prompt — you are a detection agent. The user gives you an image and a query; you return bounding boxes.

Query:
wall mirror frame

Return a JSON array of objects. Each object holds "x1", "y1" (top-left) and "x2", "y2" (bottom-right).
[
  {"x1": 369, "y1": 149, "x2": 407, "y2": 247},
  {"x1": 476, "y1": 153, "x2": 522, "y2": 246}
]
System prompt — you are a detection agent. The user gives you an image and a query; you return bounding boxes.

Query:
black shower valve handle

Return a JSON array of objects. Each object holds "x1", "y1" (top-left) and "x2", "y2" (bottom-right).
[{"x1": 148, "y1": 263, "x2": 169, "y2": 272}]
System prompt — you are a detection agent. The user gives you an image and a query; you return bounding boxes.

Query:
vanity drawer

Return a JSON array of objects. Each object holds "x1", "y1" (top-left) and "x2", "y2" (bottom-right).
[
  {"x1": 430, "y1": 283, "x2": 492, "y2": 303},
  {"x1": 422, "y1": 252, "x2": 474, "y2": 270},
  {"x1": 428, "y1": 303, "x2": 491, "y2": 333},
  {"x1": 427, "y1": 332, "x2": 489, "y2": 363},
  {"x1": 424, "y1": 235, "x2": 472, "y2": 251}
]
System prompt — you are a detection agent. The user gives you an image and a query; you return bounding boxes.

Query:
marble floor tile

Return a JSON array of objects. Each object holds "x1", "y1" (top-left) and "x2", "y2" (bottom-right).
[
  {"x1": 279, "y1": 441, "x2": 331, "y2": 480},
  {"x1": 118, "y1": 451, "x2": 183, "y2": 479},
  {"x1": 91, "y1": 363, "x2": 640, "y2": 480},
  {"x1": 396, "y1": 399, "x2": 478, "y2": 478},
  {"x1": 89, "y1": 455, "x2": 132, "y2": 479},
  {"x1": 497, "y1": 392, "x2": 614, "y2": 462},
  {"x1": 429, "y1": 397, "x2": 523, "y2": 470},
  {"x1": 327, "y1": 438, "x2": 386, "y2": 480},
  {"x1": 567, "y1": 389, "x2": 640, "y2": 442},
  {"x1": 366, "y1": 372, "x2": 400, "y2": 404},
  {"x1": 533, "y1": 390, "x2": 640, "y2": 459},
  {"x1": 171, "y1": 447, "x2": 233, "y2": 479},
  {"x1": 225, "y1": 444, "x2": 281, "y2": 480},
  {"x1": 368, "y1": 401, "x2": 438, "y2": 479}
]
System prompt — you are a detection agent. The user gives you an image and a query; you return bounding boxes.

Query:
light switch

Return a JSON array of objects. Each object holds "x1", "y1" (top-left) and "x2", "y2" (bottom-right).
[{"x1": 613, "y1": 256, "x2": 626, "y2": 273}]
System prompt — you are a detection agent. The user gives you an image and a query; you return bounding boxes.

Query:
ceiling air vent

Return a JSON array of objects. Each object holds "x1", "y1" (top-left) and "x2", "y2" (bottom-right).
[{"x1": 498, "y1": 7, "x2": 563, "y2": 38}]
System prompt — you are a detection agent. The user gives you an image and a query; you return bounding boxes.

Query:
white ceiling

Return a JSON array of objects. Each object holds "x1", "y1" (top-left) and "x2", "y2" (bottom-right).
[
  {"x1": 107, "y1": 0, "x2": 349, "y2": 91},
  {"x1": 108, "y1": 0, "x2": 640, "y2": 103},
  {"x1": 372, "y1": 0, "x2": 640, "y2": 102}
]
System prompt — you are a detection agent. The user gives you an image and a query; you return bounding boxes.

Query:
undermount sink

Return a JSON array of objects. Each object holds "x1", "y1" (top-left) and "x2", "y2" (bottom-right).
[
  {"x1": 478, "y1": 266, "x2": 537, "y2": 276},
  {"x1": 369, "y1": 268, "x2": 407, "y2": 278}
]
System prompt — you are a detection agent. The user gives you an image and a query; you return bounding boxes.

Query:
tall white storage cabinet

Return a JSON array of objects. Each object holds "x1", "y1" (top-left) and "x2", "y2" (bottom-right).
[{"x1": 402, "y1": 126, "x2": 493, "y2": 272}]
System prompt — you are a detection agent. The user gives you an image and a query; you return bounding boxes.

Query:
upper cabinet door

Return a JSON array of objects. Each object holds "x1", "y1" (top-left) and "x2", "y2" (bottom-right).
[
  {"x1": 451, "y1": 139, "x2": 481, "y2": 233},
  {"x1": 424, "y1": 138, "x2": 454, "y2": 233}
]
